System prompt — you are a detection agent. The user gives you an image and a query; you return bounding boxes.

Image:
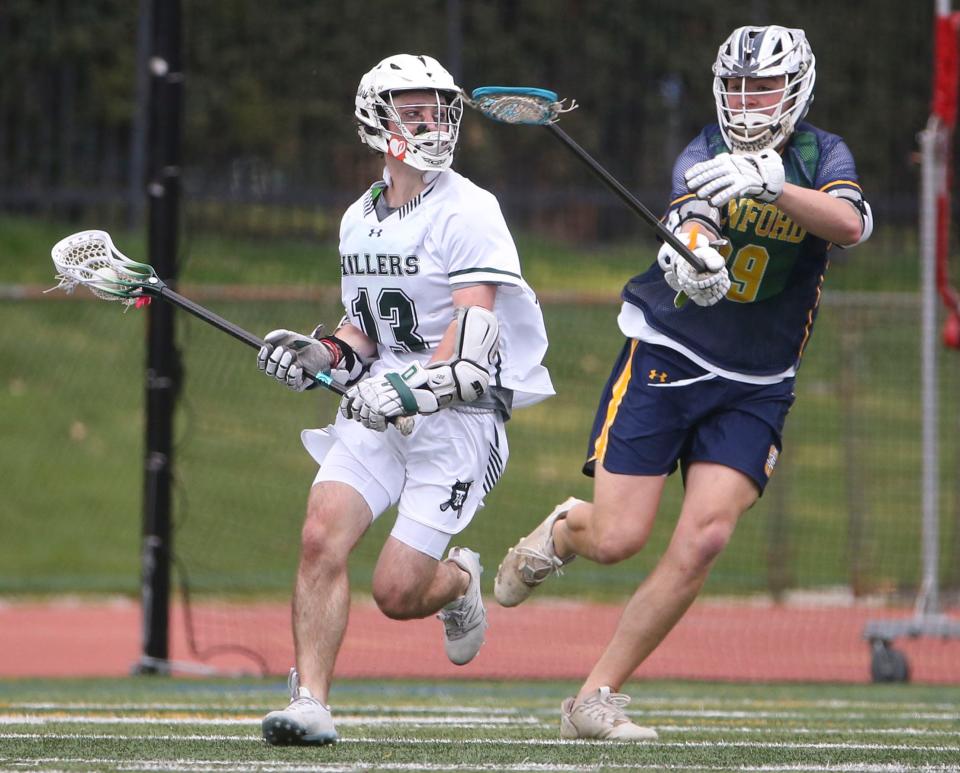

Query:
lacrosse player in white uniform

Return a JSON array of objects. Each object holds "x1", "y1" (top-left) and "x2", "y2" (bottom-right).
[{"x1": 256, "y1": 54, "x2": 553, "y2": 745}]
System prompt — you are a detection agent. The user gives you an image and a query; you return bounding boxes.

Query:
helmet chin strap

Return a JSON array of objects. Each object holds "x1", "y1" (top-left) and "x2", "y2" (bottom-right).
[{"x1": 381, "y1": 163, "x2": 441, "y2": 188}]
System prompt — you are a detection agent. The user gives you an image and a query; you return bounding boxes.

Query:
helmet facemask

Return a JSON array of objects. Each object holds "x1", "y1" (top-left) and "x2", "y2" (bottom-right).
[
  {"x1": 355, "y1": 54, "x2": 464, "y2": 172},
  {"x1": 712, "y1": 26, "x2": 816, "y2": 153},
  {"x1": 374, "y1": 89, "x2": 464, "y2": 172}
]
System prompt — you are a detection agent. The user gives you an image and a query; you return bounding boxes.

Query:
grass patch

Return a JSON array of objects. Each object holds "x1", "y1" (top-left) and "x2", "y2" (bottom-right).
[{"x1": 1, "y1": 677, "x2": 958, "y2": 772}]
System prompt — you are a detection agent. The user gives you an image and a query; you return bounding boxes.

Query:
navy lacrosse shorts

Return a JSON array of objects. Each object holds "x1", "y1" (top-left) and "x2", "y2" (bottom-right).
[{"x1": 584, "y1": 339, "x2": 796, "y2": 494}]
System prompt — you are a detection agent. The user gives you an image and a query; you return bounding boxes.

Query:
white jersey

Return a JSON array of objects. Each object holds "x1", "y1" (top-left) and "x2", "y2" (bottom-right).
[{"x1": 337, "y1": 168, "x2": 553, "y2": 408}]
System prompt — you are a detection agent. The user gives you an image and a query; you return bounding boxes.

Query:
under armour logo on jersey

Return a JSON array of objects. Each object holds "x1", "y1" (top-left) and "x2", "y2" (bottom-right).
[
  {"x1": 368, "y1": 228, "x2": 383, "y2": 237},
  {"x1": 439, "y1": 480, "x2": 472, "y2": 518}
]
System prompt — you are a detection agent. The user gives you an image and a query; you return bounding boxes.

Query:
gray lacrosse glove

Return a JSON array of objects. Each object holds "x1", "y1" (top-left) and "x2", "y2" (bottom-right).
[
  {"x1": 258, "y1": 328, "x2": 362, "y2": 392},
  {"x1": 684, "y1": 150, "x2": 784, "y2": 208}
]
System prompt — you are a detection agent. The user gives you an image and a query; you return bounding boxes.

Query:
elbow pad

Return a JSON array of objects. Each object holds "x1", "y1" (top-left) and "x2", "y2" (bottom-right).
[
  {"x1": 665, "y1": 197, "x2": 722, "y2": 239},
  {"x1": 830, "y1": 189, "x2": 874, "y2": 247},
  {"x1": 447, "y1": 305, "x2": 500, "y2": 402}
]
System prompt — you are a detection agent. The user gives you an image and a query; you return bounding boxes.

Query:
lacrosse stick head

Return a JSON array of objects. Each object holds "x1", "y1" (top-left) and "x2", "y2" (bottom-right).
[
  {"x1": 50, "y1": 230, "x2": 158, "y2": 305},
  {"x1": 469, "y1": 86, "x2": 578, "y2": 125}
]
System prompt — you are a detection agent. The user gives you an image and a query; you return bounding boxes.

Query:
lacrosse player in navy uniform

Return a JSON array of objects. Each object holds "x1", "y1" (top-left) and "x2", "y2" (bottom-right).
[
  {"x1": 495, "y1": 25, "x2": 872, "y2": 740},
  {"x1": 256, "y1": 54, "x2": 553, "y2": 745}
]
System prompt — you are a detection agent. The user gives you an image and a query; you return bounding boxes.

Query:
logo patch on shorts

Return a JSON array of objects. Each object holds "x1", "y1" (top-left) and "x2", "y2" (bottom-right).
[
  {"x1": 440, "y1": 480, "x2": 472, "y2": 517},
  {"x1": 764, "y1": 445, "x2": 779, "y2": 478}
]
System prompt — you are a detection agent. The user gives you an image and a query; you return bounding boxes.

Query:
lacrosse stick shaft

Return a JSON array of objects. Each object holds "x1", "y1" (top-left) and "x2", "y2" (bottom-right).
[
  {"x1": 545, "y1": 124, "x2": 708, "y2": 273},
  {"x1": 47, "y1": 229, "x2": 428, "y2": 428},
  {"x1": 152, "y1": 284, "x2": 346, "y2": 397},
  {"x1": 154, "y1": 285, "x2": 415, "y2": 433}
]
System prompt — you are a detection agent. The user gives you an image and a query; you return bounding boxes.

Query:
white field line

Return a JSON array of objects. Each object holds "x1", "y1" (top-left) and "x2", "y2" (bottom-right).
[
  {"x1": 4, "y1": 709, "x2": 960, "y2": 725},
  {"x1": 2, "y1": 713, "x2": 960, "y2": 738},
  {"x1": 627, "y1": 698, "x2": 960, "y2": 713},
  {"x1": 2, "y1": 732, "x2": 958, "y2": 753},
  {"x1": 0, "y1": 714, "x2": 538, "y2": 726},
  {"x1": 12, "y1": 699, "x2": 960, "y2": 713},
  {"x1": 4, "y1": 759, "x2": 960, "y2": 773},
  {"x1": 6, "y1": 725, "x2": 960, "y2": 740},
  {"x1": 12, "y1": 702, "x2": 523, "y2": 714},
  {"x1": 642, "y1": 710, "x2": 960, "y2": 722}
]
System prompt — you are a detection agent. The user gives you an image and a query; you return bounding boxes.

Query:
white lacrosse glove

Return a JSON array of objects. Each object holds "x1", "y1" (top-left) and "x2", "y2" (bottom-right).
[
  {"x1": 684, "y1": 150, "x2": 784, "y2": 208},
  {"x1": 672, "y1": 233, "x2": 730, "y2": 307},
  {"x1": 257, "y1": 327, "x2": 361, "y2": 392},
  {"x1": 340, "y1": 357, "x2": 491, "y2": 432},
  {"x1": 340, "y1": 306, "x2": 498, "y2": 432},
  {"x1": 340, "y1": 364, "x2": 438, "y2": 433},
  {"x1": 656, "y1": 241, "x2": 684, "y2": 293}
]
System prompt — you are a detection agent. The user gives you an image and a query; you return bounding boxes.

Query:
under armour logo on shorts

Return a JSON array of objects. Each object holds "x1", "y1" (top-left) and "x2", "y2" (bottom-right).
[
  {"x1": 440, "y1": 480, "x2": 472, "y2": 518},
  {"x1": 648, "y1": 369, "x2": 668, "y2": 383}
]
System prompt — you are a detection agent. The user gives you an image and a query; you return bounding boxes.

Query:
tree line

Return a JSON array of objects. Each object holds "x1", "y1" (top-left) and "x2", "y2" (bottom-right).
[{"x1": 0, "y1": 0, "x2": 942, "y2": 237}]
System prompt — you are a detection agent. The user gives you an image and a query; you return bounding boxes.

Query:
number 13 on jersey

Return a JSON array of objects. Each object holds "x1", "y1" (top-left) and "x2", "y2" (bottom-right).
[{"x1": 351, "y1": 287, "x2": 427, "y2": 353}]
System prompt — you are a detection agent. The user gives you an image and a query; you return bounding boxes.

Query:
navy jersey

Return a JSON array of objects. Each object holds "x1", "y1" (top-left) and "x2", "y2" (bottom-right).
[{"x1": 622, "y1": 122, "x2": 866, "y2": 376}]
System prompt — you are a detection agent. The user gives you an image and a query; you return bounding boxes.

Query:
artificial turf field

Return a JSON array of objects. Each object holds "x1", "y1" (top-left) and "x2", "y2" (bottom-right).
[{"x1": 2, "y1": 678, "x2": 959, "y2": 772}]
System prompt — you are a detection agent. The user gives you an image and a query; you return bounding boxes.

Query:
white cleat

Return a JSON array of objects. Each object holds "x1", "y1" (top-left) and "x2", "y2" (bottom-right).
[
  {"x1": 560, "y1": 686, "x2": 658, "y2": 741},
  {"x1": 262, "y1": 668, "x2": 337, "y2": 745},
  {"x1": 494, "y1": 496, "x2": 581, "y2": 607},
  {"x1": 438, "y1": 547, "x2": 488, "y2": 666}
]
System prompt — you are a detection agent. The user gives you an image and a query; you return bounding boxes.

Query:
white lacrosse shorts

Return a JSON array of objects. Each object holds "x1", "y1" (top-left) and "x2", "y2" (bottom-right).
[{"x1": 302, "y1": 409, "x2": 508, "y2": 558}]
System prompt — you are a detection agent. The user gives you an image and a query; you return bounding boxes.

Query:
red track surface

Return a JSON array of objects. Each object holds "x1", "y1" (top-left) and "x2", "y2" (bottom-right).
[{"x1": 3, "y1": 597, "x2": 959, "y2": 683}]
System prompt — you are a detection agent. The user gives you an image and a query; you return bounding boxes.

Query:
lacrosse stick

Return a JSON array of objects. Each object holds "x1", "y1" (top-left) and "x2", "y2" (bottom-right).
[
  {"x1": 467, "y1": 86, "x2": 709, "y2": 275},
  {"x1": 49, "y1": 229, "x2": 414, "y2": 435}
]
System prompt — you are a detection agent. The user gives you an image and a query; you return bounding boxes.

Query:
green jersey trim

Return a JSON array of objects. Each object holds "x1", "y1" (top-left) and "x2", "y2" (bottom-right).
[{"x1": 449, "y1": 267, "x2": 522, "y2": 280}]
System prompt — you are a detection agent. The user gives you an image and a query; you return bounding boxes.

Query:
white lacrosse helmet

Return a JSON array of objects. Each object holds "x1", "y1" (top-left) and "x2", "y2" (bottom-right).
[
  {"x1": 355, "y1": 54, "x2": 464, "y2": 172},
  {"x1": 712, "y1": 25, "x2": 816, "y2": 153}
]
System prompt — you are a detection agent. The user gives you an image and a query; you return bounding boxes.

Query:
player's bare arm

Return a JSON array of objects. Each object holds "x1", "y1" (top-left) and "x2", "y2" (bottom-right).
[
  {"x1": 774, "y1": 183, "x2": 866, "y2": 246},
  {"x1": 331, "y1": 322, "x2": 378, "y2": 361}
]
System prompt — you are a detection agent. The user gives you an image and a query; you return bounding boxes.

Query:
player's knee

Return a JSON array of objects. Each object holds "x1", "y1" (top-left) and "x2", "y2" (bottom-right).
[
  {"x1": 591, "y1": 534, "x2": 645, "y2": 565},
  {"x1": 590, "y1": 521, "x2": 650, "y2": 564},
  {"x1": 371, "y1": 581, "x2": 420, "y2": 620},
  {"x1": 686, "y1": 516, "x2": 735, "y2": 571},
  {"x1": 300, "y1": 503, "x2": 347, "y2": 564},
  {"x1": 587, "y1": 507, "x2": 653, "y2": 564}
]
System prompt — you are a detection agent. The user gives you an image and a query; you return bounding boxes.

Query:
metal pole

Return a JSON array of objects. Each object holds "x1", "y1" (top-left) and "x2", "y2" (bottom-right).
[
  {"x1": 917, "y1": 117, "x2": 941, "y2": 617},
  {"x1": 135, "y1": 0, "x2": 183, "y2": 675},
  {"x1": 446, "y1": 0, "x2": 462, "y2": 85},
  {"x1": 862, "y1": 0, "x2": 960, "y2": 678},
  {"x1": 917, "y1": 0, "x2": 955, "y2": 617},
  {"x1": 127, "y1": 0, "x2": 152, "y2": 228}
]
